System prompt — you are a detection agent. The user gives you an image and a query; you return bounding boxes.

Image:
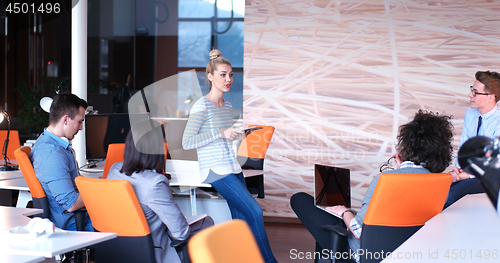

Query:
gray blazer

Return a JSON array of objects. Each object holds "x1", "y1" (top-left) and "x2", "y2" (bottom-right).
[{"x1": 107, "y1": 162, "x2": 189, "y2": 263}]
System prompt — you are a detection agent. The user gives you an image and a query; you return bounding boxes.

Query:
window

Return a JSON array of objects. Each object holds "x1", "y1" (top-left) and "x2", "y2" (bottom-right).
[{"x1": 178, "y1": 0, "x2": 244, "y2": 114}]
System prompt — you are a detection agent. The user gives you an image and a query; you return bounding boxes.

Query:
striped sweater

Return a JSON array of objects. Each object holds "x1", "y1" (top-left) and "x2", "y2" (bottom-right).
[{"x1": 182, "y1": 97, "x2": 242, "y2": 182}]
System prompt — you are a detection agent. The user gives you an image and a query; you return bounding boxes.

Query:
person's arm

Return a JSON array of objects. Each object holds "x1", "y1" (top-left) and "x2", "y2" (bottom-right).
[
  {"x1": 325, "y1": 206, "x2": 361, "y2": 238},
  {"x1": 35, "y1": 149, "x2": 80, "y2": 212},
  {"x1": 456, "y1": 108, "x2": 474, "y2": 168},
  {"x1": 67, "y1": 194, "x2": 85, "y2": 212},
  {"x1": 148, "y1": 178, "x2": 190, "y2": 241}
]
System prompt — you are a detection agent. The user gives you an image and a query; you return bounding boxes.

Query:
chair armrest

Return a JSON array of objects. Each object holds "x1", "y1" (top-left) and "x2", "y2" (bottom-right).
[
  {"x1": 63, "y1": 207, "x2": 87, "y2": 214},
  {"x1": 171, "y1": 237, "x2": 191, "y2": 263},
  {"x1": 64, "y1": 208, "x2": 87, "y2": 231},
  {"x1": 320, "y1": 225, "x2": 349, "y2": 257},
  {"x1": 320, "y1": 224, "x2": 349, "y2": 236}
]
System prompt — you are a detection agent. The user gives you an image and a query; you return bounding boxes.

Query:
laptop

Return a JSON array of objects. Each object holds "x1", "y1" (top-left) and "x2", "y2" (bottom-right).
[{"x1": 314, "y1": 164, "x2": 351, "y2": 218}]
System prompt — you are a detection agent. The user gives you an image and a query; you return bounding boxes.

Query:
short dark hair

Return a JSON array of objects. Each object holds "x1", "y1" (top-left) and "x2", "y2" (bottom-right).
[
  {"x1": 396, "y1": 110, "x2": 454, "y2": 173},
  {"x1": 49, "y1": 93, "x2": 88, "y2": 125},
  {"x1": 476, "y1": 70, "x2": 500, "y2": 103},
  {"x1": 120, "y1": 120, "x2": 166, "y2": 176}
]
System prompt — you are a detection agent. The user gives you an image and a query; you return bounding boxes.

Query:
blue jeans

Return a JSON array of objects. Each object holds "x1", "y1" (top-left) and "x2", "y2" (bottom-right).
[
  {"x1": 444, "y1": 178, "x2": 484, "y2": 209},
  {"x1": 210, "y1": 171, "x2": 277, "y2": 263}
]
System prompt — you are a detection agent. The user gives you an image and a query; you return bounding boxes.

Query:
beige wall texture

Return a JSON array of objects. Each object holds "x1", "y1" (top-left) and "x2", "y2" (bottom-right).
[{"x1": 244, "y1": 0, "x2": 500, "y2": 217}]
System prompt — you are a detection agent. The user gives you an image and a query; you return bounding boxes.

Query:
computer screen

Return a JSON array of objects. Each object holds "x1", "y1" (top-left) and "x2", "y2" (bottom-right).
[
  {"x1": 85, "y1": 114, "x2": 198, "y2": 162},
  {"x1": 314, "y1": 164, "x2": 351, "y2": 208},
  {"x1": 163, "y1": 118, "x2": 198, "y2": 161},
  {"x1": 85, "y1": 113, "x2": 133, "y2": 160}
]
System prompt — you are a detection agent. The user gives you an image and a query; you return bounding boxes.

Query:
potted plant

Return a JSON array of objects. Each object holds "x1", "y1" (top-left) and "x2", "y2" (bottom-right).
[{"x1": 14, "y1": 76, "x2": 69, "y2": 139}]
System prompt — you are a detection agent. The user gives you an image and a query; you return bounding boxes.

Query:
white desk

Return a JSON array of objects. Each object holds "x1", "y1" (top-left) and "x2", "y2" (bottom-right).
[
  {"x1": 0, "y1": 254, "x2": 44, "y2": 263},
  {"x1": 1, "y1": 161, "x2": 261, "y2": 223},
  {"x1": 0, "y1": 170, "x2": 102, "y2": 208},
  {"x1": 382, "y1": 194, "x2": 500, "y2": 262},
  {"x1": 0, "y1": 173, "x2": 32, "y2": 208},
  {"x1": 0, "y1": 171, "x2": 24, "y2": 181},
  {"x1": 166, "y1": 159, "x2": 268, "y2": 217},
  {"x1": 0, "y1": 177, "x2": 29, "y2": 191},
  {"x1": 0, "y1": 206, "x2": 43, "y2": 229},
  {"x1": 0, "y1": 206, "x2": 116, "y2": 262},
  {"x1": 0, "y1": 230, "x2": 116, "y2": 259},
  {"x1": 0, "y1": 206, "x2": 45, "y2": 262}
]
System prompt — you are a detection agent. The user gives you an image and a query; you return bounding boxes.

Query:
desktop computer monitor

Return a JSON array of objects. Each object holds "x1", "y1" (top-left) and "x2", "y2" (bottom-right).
[
  {"x1": 85, "y1": 113, "x2": 135, "y2": 161},
  {"x1": 163, "y1": 118, "x2": 198, "y2": 161},
  {"x1": 85, "y1": 114, "x2": 198, "y2": 162}
]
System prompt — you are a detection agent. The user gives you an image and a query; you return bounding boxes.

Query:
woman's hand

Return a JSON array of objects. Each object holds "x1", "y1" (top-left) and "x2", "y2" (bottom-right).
[{"x1": 220, "y1": 128, "x2": 244, "y2": 141}]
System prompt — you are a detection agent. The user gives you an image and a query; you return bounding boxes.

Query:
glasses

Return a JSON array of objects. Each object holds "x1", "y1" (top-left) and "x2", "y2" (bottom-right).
[
  {"x1": 470, "y1": 86, "x2": 491, "y2": 97},
  {"x1": 380, "y1": 156, "x2": 396, "y2": 173}
]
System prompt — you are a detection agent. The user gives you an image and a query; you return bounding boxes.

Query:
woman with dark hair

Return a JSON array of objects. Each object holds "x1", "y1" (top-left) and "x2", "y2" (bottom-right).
[
  {"x1": 182, "y1": 49, "x2": 277, "y2": 263},
  {"x1": 290, "y1": 110, "x2": 454, "y2": 262},
  {"x1": 107, "y1": 121, "x2": 214, "y2": 263}
]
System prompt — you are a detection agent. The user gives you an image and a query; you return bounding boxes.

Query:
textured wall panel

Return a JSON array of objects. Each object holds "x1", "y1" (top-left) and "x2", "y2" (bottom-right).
[{"x1": 244, "y1": 0, "x2": 500, "y2": 217}]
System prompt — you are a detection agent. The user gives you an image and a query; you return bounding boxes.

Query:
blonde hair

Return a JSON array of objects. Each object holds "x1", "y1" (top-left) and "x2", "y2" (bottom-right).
[{"x1": 206, "y1": 49, "x2": 232, "y2": 76}]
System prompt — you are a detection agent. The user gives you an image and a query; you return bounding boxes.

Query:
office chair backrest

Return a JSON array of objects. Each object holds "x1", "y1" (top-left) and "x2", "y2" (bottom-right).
[
  {"x1": 75, "y1": 176, "x2": 150, "y2": 236},
  {"x1": 360, "y1": 173, "x2": 452, "y2": 263},
  {"x1": 102, "y1": 143, "x2": 126, "y2": 179},
  {"x1": 14, "y1": 146, "x2": 49, "y2": 218},
  {"x1": 188, "y1": 219, "x2": 265, "y2": 263},
  {"x1": 237, "y1": 126, "x2": 274, "y2": 198},
  {"x1": 75, "y1": 176, "x2": 156, "y2": 263},
  {"x1": 237, "y1": 126, "x2": 275, "y2": 161},
  {"x1": 1, "y1": 130, "x2": 21, "y2": 161},
  {"x1": 102, "y1": 142, "x2": 168, "y2": 179}
]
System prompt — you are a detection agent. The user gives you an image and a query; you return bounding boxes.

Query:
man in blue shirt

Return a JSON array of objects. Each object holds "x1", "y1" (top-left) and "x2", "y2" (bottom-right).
[
  {"x1": 30, "y1": 93, "x2": 93, "y2": 231},
  {"x1": 446, "y1": 70, "x2": 500, "y2": 208}
]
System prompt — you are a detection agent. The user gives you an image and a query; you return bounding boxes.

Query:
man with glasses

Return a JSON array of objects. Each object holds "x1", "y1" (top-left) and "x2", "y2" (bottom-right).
[{"x1": 446, "y1": 70, "x2": 500, "y2": 208}]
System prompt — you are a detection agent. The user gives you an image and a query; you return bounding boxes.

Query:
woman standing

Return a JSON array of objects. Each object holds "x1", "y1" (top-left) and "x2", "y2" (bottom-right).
[{"x1": 182, "y1": 49, "x2": 277, "y2": 263}]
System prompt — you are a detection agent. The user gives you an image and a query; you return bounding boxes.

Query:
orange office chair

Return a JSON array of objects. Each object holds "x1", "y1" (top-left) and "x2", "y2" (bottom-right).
[
  {"x1": 237, "y1": 125, "x2": 275, "y2": 198},
  {"x1": 188, "y1": 219, "x2": 264, "y2": 263},
  {"x1": 324, "y1": 173, "x2": 452, "y2": 263},
  {"x1": 15, "y1": 146, "x2": 87, "y2": 228},
  {"x1": 75, "y1": 176, "x2": 156, "y2": 263},
  {"x1": 1, "y1": 130, "x2": 21, "y2": 166},
  {"x1": 15, "y1": 146, "x2": 87, "y2": 262},
  {"x1": 102, "y1": 142, "x2": 168, "y2": 179},
  {"x1": 14, "y1": 146, "x2": 49, "y2": 218},
  {"x1": 102, "y1": 144, "x2": 126, "y2": 179}
]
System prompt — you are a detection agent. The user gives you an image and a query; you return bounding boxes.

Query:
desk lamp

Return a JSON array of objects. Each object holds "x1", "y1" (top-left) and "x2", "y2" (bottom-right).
[
  {"x1": 40, "y1": 81, "x2": 69, "y2": 113},
  {"x1": 0, "y1": 109, "x2": 19, "y2": 171}
]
